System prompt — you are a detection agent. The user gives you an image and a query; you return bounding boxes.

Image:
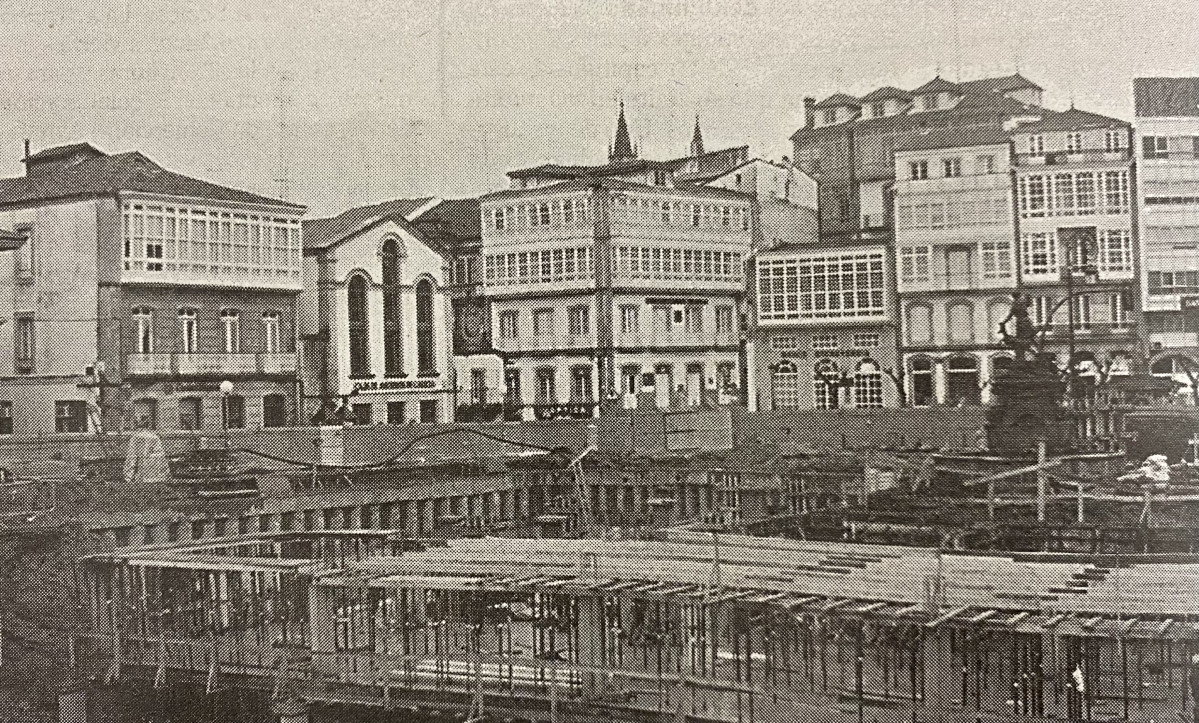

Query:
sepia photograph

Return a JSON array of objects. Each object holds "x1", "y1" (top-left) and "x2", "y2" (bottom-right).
[{"x1": 0, "y1": 1, "x2": 1196, "y2": 722}]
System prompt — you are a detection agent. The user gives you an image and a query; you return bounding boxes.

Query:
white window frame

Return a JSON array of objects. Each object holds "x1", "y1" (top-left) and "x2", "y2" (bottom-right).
[
  {"x1": 899, "y1": 246, "x2": 931, "y2": 283},
  {"x1": 178, "y1": 308, "x2": 198, "y2": 354},
  {"x1": 133, "y1": 307, "x2": 154, "y2": 354},
  {"x1": 262, "y1": 311, "x2": 280, "y2": 354},
  {"x1": 1020, "y1": 232, "x2": 1059, "y2": 278},
  {"x1": 498, "y1": 310, "x2": 519, "y2": 339},
  {"x1": 220, "y1": 309, "x2": 241, "y2": 353}
]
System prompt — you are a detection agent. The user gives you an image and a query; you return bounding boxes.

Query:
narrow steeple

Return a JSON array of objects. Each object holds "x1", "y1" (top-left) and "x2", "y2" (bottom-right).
[
  {"x1": 609, "y1": 101, "x2": 636, "y2": 162},
  {"x1": 689, "y1": 114, "x2": 704, "y2": 157}
]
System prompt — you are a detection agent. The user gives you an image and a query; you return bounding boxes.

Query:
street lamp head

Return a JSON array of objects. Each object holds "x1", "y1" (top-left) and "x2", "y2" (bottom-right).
[{"x1": 219, "y1": 380, "x2": 234, "y2": 395}]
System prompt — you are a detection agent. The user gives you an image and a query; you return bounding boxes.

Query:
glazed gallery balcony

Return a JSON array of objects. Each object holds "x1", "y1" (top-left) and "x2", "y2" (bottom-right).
[{"x1": 125, "y1": 352, "x2": 297, "y2": 378}]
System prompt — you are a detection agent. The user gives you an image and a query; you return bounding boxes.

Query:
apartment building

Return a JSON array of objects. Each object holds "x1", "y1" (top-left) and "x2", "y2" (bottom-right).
[
  {"x1": 893, "y1": 129, "x2": 1018, "y2": 406},
  {"x1": 1134, "y1": 77, "x2": 1199, "y2": 403},
  {"x1": 0, "y1": 142, "x2": 305, "y2": 436},
  {"x1": 300, "y1": 197, "x2": 458, "y2": 424},
  {"x1": 1009, "y1": 109, "x2": 1139, "y2": 384},
  {"x1": 475, "y1": 106, "x2": 753, "y2": 419}
]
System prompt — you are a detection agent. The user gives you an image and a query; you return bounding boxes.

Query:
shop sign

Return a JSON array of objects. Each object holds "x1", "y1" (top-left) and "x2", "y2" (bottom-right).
[{"x1": 353, "y1": 379, "x2": 439, "y2": 394}]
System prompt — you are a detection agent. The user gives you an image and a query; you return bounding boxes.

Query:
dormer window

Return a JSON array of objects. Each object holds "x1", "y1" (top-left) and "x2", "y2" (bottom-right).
[
  {"x1": 653, "y1": 170, "x2": 668, "y2": 186},
  {"x1": 870, "y1": 102, "x2": 885, "y2": 117},
  {"x1": 1066, "y1": 132, "x2": 1082, "y2": 153},
  {"x1": 823, "y1": 109, "x2": 837, "y2": 124},
  {"x1": 923, "y1": 95, "x2": 939, "y2": 111},
  {"x1": 1029, "y1": 135, "x2": 1044, "y2": 155}
]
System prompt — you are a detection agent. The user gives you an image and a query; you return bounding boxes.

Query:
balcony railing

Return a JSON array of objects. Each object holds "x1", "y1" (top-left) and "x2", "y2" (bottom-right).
[
  {"x1": 492, "y1": 334, "x2": 595, "y2": 354},
  {"x1": 1041, "y1": 322, "x2": 1137, "y2": 337},
  {"x1": 615, "y1": 330, "x2": 737, "y2": 348},
  {"x1": 125, "y1": 352, "x2": 297, "y2": 377},
  {"x1": 900, "y1": 272, "x2": 1014, "y2": 292}
]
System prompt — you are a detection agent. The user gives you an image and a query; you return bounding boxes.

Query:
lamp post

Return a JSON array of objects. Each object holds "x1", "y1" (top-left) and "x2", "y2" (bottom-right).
[
  {"x1": 219, "y1": 379, "x2": 234, "y2": 450},
  {"x1": 1062, "y1": 228, "x2": 1099, "y2": 443}
]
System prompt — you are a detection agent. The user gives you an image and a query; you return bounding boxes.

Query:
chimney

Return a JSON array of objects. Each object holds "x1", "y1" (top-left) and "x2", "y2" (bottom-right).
[
  {"x1": 803, "y1": 97, "x2": 816, "y2": 129},
  {"x1": 23, "y1": 139, "x2": 30, "y2": 162}
]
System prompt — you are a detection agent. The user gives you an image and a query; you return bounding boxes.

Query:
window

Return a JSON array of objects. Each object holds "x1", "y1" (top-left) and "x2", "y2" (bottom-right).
[
  {"x1": 493, "y1": 207, "x2": 507, "y2": 230},
  {"x1": 770, "y1": 336, "x2": 798, "y2": 350},
  {"x1": 1066, "y1": 132, "x2": 1082, "y2": 153},
  {"x1": 415, "y1": 278, "x2": 436, "y2": 374},
  {"x1": 178, "y1": 397, "x2": 201, "y2": 430},
  {"x1": 852, "y1": 332, "x2": 879, "y2": 348},
  {"x1": 899, "y1": 246, "x2": 931, "y2": 283},
  {"x1": 567, "y1": 305, "x2": 590, "y2": 336},
  {"x1": 906, "y1": 305, "x2": 932, "y2": 344},
  {"x1": 262, "y1": 312, "x2": 281, "y2": 354},
  {"x1": 715, "y1": 306, "x2": 734, "y2": 334},
  {"x1": 1103, "y1": 171, "x2": 1129, "y2": 213},
  {"x1": 854, "y1": 360, "x2": 883, "y2": 408},
  {"x1": 351, "y1": 403, "x2": 372, "y2": 425},
  {"x1": 870, "y1": 101, "x2": 885, "y2": 118},
  {"x1": 771, "y1": 361, "x2": 801, "y2": 409},
  {"x1": 1071, "y1": 294, "x2": 1092, "y2": 332},
  {"x1": 975, "y1": 155, "x2": 996, "y2": 174},
  {"x1": 684, "y1": 305, "x2": 703, "y2": 333},
  {"x1": 381, "y1": 238, "x2": 403, "y2": 376},
  {"x1": 132, "y1": 307, "x2": 154, "y2": 354},
  {"x1": 532, "y1": 308, "x2": 554, "y2": 337},
  {"x1": 562, "y1": 200, "x2": 575, "y2": 225},
  {"x1": 220, "y1": 309, "x2": 240, "y2": 353},
  {"x1": 1104, "y1": 130, "x2": 1124, "y2": 152},
  {"x1": 1032, "y1": 296, "x2": 1056, "y2": 328},
  {"x1": 923, "y1": 94, "x2": 939, "y2": 111},
  {"x1": 980, "y1": 241, "x2": 1012, "y2": 279},
  {"x1": 653, "y1": 170, "x2": 668, "y2": 186},
  {"x1": 1099, "y1": 229, "x2": 1132, "y2": 273},
  {"x1": 823, "y1": 109, "x2": 837, "y2": 124},
  {"x1": 943, "y1": 157, "x2": 962, "y2": 178},
  {"x1": 0, "y1": 401, "x2": 11, "y2": 435},
  {"x1": 716, "y1": 363, "x2": 735, "y2": 392},
  {"x1": 418, "y1": 400, "x2": 438, "y2": 423},
  {"x1": 910, "y1": 357, "x2": 934, "y2": 406},
  {"x1": 530, "y1": 202, "x2": 551, "y2": 227},
  {"x1": 504, "y1": 368, "x2": 522, "y2": 405},
  {"x1": 12, "y1": 314, "x2": 31, "y2": 373},
  {"x1": 223, "y1": 395, "x2": 245, "y2": 429},
  {"x1": 691, "y1": 204, "x2": 701, "y2": 227},
  {"x1": 1020, "y1": 232, "x2": 1059, "y2": 277},
  {"x1": 756, "y1": 251, "x2": 887, "y2": 322},
  {"x1": 947, "y1": 302, "x2": 974, "y2": 342},
  {"x1": 177, "y1": 308, "x2": 197, "y2": 355},
  {"x1": 570, "y1": 366, "x2": 593, "y2": 401},
  {"x1": 811, "y1": 333, "x2": 838, "y2": 351},
  {"x1": 55, "y1": 401, "x2": 87, "y2": 433},
  {"x1": 1028, "y1": 134, "x2": 1044, "y2": 155},
  {"x1": 498, "y1": 310, "x2": 519, "y2": 339},
  {"x1": 1019, "y1": 176, "x2": 1048, "y2": 217},
  {"x1": 133, "y1": 398, "x2": 158, "y2": 429},
  {"x1": 813, "y1": 359, "x2": 840, "y2": 409},
  {"x1": 621, "y1": 366, "x2": 641, "y2": 395},
  {"x1": 720, "y1": 206, "x2": 732, "y2": 227},
  {"x1": 660, "y1": 201, "x2": 671, "y2": 224},
  {"x1": 347, "y1": 276, "x2": 370, "y2": 377},
  {"x1": 381, "y1": 401, "x2": 404, "y2": 425},
  {"x1": 1143, "y1": 136, "x2": 1168, "y2": 159},
  {"x1": 263, "y1": 394, "x2": 287, "y2": 428},
  {"x1": 909, "y1": 160, "x2": 929, "y2": 180},
  {"x1": 1148, "y1": 270, "x2": 1199, "y2": 295},
  {"x1": 619, "y1": 305, "x2": 639, "y2": 334},
  {"x1": 535, "y1": 368, "x2": 556, "y2": 403},
  {"x1": 945, "y1": 356, "x2": 980, "y2": 405},
  {"x1": 470, "y1": 369, "x2": 488, "y2": 404}
]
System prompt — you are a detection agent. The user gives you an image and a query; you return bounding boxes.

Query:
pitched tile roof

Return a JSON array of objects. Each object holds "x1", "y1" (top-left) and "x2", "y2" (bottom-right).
[
  {"x1": 1008, "y1": 107, "x2": 1129, "y2": 134},
  {"x1": 1134, "y1": 77, "x2": 1199, "y2": 117},
  {"x1": 812, "y1": 93, "x2": 862, "y2": 109},
  {"x1": 24, "y1": 141, "x2": 105, "y2": 164},
  {"x1": 959, "y1": 73, "x2": 1042, "y2": 95},
  {"x1": 790, "y1": 92, "x2": 1044, "y2": 142},
  {"x1": 860, "y1": 86, "x2": 913, "y2": 102},
  {"x1": 506, "y1": 158, "x2": 677, "y2": 180},
  {"x1": 410, "y1": 197, "x2": 481, "y2": 252},
  {"x1": 896, "y1": 126, "x2": 1012, "y2": 152},
  {"x1": 912, "y1": 76, "x2": 960, "y2": 95},
  {"x1": 302, "y1": 197, "x2": 436, "y2": 250},
  {"x1": 0, "y1": 149, "x2": 302, "y2": 210}
]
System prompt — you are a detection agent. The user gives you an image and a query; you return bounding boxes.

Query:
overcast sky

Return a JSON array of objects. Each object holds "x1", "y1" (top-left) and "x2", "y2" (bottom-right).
[{"x1": 1, "y1": 0, "x2": 1196, "y2": 216}]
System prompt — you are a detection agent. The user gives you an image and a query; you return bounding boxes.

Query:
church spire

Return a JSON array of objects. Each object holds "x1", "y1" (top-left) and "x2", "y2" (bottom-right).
[
  {"x1": 609, "y1": 101, "x2": 636, "y2": 162},
  {"x1": 690, "y1": 114, "x2": 704, "y2": 157}
]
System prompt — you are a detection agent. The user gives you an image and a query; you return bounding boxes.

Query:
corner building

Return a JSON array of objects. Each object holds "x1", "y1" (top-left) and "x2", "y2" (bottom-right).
[{"x1": 0, "y1": 143, "x2": 304, "y2": 435}]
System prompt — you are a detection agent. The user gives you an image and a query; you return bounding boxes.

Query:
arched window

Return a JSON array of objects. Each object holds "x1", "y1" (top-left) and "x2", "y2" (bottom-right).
[
  {"x1": 910, "y1": 356, "x2": 934, "y2": 407},
  {"x1": 381, "y1": 238, "x2": 403, "y2": 376},
  {"x1": 947, "y1": 301, "x2": 974, "y2": 342},
  {"x1": 945, "y1": 355, "x2": 980, "y2": 405},
  {"x1": 771, "y1": 360, "x2": 801, "y2": 409},
  {"x1": 854, "y1": 359, "x2": 883, "y2": 408},
  {"x1": 132, "y1": 307, "x2": 154, "y2": 354},
  {"x1": 906, "y1": 304, "x2": 932, "y2": 344},
  {"x1": 813, "y1": 359, "x2": 841, "y2": 410},
  {"x1": 415, "y1": 278, "x2": 436, "y2": 374},
  {"x1": 347, "y1": 275, "x2": 370, "y2": 377}
]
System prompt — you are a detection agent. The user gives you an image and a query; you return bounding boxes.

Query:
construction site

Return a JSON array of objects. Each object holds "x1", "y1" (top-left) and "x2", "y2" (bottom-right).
[{"x1": 0, "y1": 372, "x2": 1197, "y2": 723}]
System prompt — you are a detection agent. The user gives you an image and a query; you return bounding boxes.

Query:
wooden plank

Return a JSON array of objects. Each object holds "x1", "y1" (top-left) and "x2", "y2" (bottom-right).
[{"x1": 925, "y1": 606, "x2": 970, "y2": 629}]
